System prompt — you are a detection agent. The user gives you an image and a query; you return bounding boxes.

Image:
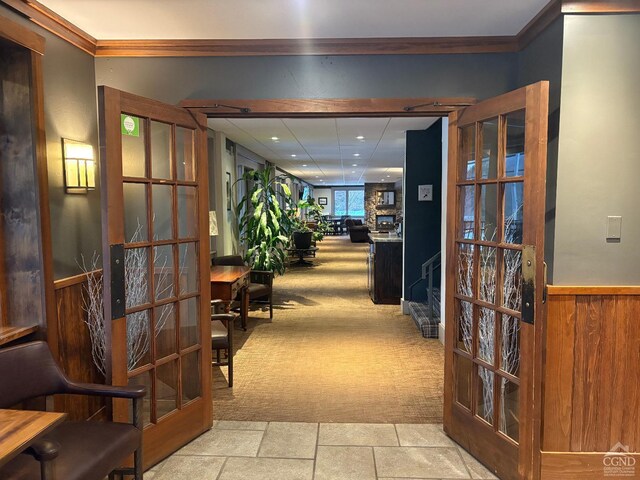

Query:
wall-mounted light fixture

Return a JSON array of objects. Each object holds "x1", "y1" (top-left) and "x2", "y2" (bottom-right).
[{"x1": 63, "y1": 138, "x2": 95, "y2": 193}]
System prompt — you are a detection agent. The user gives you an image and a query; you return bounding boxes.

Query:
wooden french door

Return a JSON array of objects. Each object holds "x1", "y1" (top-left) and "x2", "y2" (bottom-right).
[
  {"x1": 98, "y1": 86, "x2": 212, "y2": 467},
  {"x1": 444, "y1": 82, "x2": 549, "y2": 480}
]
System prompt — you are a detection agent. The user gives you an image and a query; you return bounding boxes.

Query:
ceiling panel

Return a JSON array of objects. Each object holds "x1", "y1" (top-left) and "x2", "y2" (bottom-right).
[
  {"x1": 207, "y1": 116, "x2": 437, "y2": 186},
  {"x1": 40, "y1": 0, "x2": 550, "y2": 40}
]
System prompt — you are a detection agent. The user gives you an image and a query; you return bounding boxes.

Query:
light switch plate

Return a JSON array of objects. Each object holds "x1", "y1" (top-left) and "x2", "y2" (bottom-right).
[
  {"x1": 418, "y1": 184, "x2": 433, "y2": 202},
  {"x1": 606, "y1": 216, "x2": 622, "y2": 240}
]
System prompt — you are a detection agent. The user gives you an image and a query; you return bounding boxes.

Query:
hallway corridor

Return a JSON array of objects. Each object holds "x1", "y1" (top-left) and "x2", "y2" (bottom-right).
[{"x1": 212, "y1": 236, "x2": 444, "y2": 424}]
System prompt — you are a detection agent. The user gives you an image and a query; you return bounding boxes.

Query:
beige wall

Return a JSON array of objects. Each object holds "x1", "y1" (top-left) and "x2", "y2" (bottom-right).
[{"x1": 553, "y1": 14, "x2": 640, "y2": 285}]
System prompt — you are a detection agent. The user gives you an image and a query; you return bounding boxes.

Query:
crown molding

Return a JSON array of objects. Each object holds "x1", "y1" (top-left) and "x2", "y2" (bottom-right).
[
  {"x1": 5, "y1": 0, "x2": 636, "y2": 59},
  {"x1": 0, "y1": 7, "x2": 44, "y2": 53},
  {"x1": 2, "y1": 0, "x2": 96, "y2": 54}
]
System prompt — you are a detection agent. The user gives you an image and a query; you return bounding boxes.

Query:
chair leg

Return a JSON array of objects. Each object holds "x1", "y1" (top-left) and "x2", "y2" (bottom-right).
[
  {"x1": 228, "y1": 320, "x2": 234, "y2": 388},
  {"x1": 134, "y1": 446, "x2": 143, "y2": 480},
  {"x1": 216, "y1": 349, "x2": 221, "y2": 363},
  {"x1": 269, "y1": 295, "x2": 273, "y2": 319}
]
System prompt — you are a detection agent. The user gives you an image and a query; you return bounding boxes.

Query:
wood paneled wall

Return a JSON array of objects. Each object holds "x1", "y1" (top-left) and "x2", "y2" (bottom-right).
[
  {"x1": 52, "y1": 271, "x2": 106, "y2": 421},
  {"x1": 541, "y1": 287, "x2": 640, "y2": 479}
]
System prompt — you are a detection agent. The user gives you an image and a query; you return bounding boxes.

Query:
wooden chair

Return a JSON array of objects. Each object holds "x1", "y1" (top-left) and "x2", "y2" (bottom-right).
[
  {"x1": 0, "y1": 341, "x2": 145, "y2": 480},
  {"x1": 212, "y1": 255, "x2": 274, "y2": 319},
  {"x1": 211, "y1": 299, "x2": 236, "y2": 387}
]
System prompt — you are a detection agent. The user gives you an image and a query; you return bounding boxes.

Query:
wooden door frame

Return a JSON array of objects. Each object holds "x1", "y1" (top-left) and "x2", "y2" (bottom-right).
[
  {"x1": 180, "y1": 97, "x2": 476, "y2": 118},
  {"x1": 0, "y1": 14, "x2": 56, "y2": 349},
  {"x1": 444, "y1": 82, "x2": 549, "y2": 480}
]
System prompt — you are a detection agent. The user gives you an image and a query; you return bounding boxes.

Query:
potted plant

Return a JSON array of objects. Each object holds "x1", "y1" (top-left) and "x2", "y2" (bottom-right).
[
  {"x1": 290, "y1": 207, "x2": 313, "y2": 249},
  {"x1": 236, "y1": 166, "x2": 292, "y2": 275},
  {"x1": 299, "y1": 198, "x2": 330, "y2": 243}
]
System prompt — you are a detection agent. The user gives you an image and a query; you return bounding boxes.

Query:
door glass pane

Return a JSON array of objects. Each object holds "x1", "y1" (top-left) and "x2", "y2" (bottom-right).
[
  {"x1": 499, "y1": 377, "x2": 520, "y2": 442},
  {"x1": 156, "y1": 360, "x2": 178, "y2": 419},
  {"x1": 154, "y1": 245, "x2": 174, "y2": 301},
  {"x1": 480, "y1": 118, "x2": 498, "y2": 180},
  {"x1": 459, "y1": 125, "x2": 476, "y2": 181},
  {"x1": 182, "y1": 350, "x2": 201, "y2": 404},
  {"x1": 503, "y1": 182, "x2": 523, "y2": 244},
  {"x1": 126, "y1": 309, "x2": 151, "y2": 370},
  {"x1": 479, "y1": 184, "x2": 498, "y2": 241},
  {"x1": 456, "y1": 243, "x2": 474, "y2": 298},
  {"x1": 123, "y1": 183, "x2": 148, "y2": 243},
  {"x1": 128, "y1": 371, "x2": 152, "y2": 427},
  {"x1": 155, "y1": 303, "x2": 176, "y2": 359},
  {"x1": 179, "y1": 297, "x2": 200, "y2": 349},
  {"x1": 176, "y1": 127, "x2": 196, "y2": 181},
  {"x1": 150, "y1": 121, "x2": 172, "y2": 180},
  {"x1": 505, "y1": 110, "x2": 526, "y2": 177},
  {"x1": 478, "y1": 308, "x2": 495, "y2": 365},
  {"x1": 179, "y1": 243, "x2": 198, "y2": 295},
  {"x1": 122, "y1": 115, "x2": 146, "y2": 178},
  {"x1": 459, "y1": 186, "x2": 475, "y2": 239},
  {"x1": 502, "y1": 249, "x2": 522, "y2": 312},
  {"x1": 178, "y1": 186, "x2": 198, "y2": 238},
  {"x1": 455, "y1": 354, "x2": 472, "y2": 410},
  {"x1": 125, "y1": 248, "x2": 149, "y2": 309},
  {"x1": 479, "y1": 246, "x2": 497, "y2": 303},
  {"x1": 477, "y1": 366, "x2": 494, "y2": 425},
  {"x1": 152, "y1": 184, "x2": 173, "y2": 240},
  {"x1": 455, "y1": 300, "x2": 473, "y2": 353},
  {"x1": 501, "y1": 315, "x2": 521, "y2": 377}
]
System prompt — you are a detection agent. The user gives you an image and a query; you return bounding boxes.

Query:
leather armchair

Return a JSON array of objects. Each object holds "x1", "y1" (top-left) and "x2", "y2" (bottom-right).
[
  {"x1": 345, "y1": 219, "x2": 370, "y2": 243},
  {"x1": 0, "y1": 341, "x2": 145, "y2": 480},
  {"x1": 212, "y1": 255, "x2": 274, "y2": 319}
]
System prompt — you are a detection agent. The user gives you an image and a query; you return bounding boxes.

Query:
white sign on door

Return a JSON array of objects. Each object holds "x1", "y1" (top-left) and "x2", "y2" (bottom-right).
[{"x1": 419, "y1": 184, "x2": 433, "y2": 202}]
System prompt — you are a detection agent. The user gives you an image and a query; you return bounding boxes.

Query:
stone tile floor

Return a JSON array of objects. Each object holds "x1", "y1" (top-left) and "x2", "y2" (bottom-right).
[{"x1": 146, "y1": 421, "x2": 497, "y2": 480}]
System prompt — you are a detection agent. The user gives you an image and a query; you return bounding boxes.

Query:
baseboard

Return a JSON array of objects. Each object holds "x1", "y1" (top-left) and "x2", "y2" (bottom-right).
[
  {"x1": 401, "y1": 298, "x2": 410, "y2": 315},
  {"x1": 438, "y1": 323, "x2": 445, "y2": 345}
]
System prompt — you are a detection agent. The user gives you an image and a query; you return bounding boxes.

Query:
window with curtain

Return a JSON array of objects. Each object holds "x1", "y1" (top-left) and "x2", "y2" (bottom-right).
[{"x1": 333, "y1": 188, "x2": 364, "y2": 217}]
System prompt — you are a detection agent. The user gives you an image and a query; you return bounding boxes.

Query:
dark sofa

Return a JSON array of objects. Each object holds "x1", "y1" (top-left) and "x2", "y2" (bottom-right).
[{"x1": 345, "y1": 219, "x2": 370, "y2": 243}]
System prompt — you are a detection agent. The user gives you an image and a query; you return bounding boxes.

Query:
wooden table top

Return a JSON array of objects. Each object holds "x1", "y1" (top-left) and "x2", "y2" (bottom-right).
[
  {"x1": 0, "y1": 325, "x2": 38, "y2": 347},
  {"x1": 210, "y1": 265, "x2": 251, "y2": 283},
  {"x1": 0, "y1": 409, "x2": 66, "y2": 468}
]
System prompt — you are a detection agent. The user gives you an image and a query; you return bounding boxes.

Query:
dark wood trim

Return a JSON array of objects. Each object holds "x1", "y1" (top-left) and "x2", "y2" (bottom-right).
[
  {"x1": 541, "y1": 452, "x2": 640, "y2": 479},
  {"x1": 180, "y1": 97, "x2": 477, "y2": 118},
  {"x1": 94, "y1": 36, "x2": 518, "y2": 57},
  {"x1": 0, "y1": 10, "x2": 44, "y2": 53},
  {"x1": 1, "y1": 0, "x2": 96, "y2": 55},
  {"x1": 547, "y1": 285, "x2": 640, "y2": 295},
  {"x1": 517, "y1": 0, "x2": 563, "y2": 50},
  {"x1": 561, "y1": 0, "x2": 640, "y2": 13}
]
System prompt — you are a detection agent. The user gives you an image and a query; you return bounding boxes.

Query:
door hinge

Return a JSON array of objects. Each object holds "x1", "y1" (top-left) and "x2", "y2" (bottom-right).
[
  {"x1": 110, "y1": 243, "x2": 125, "y2": 320},
  {"x1": 521, "y1": 245, "x2": 535, "y2": 325}
]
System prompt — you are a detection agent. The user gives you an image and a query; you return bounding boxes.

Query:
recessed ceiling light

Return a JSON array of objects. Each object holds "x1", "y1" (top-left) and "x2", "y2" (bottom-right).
[
  {"x1": 386, "y1": 175, "x2": 390, "y2": 177},
  {"x1": 352, "y1": 164, "x2": 358, "y2": 167},
  {"x1": 271, "y1": 136, "x2": 279, "y2": 141},
  {"x1": 351, "y1": 171, "x2": 356, "y2": 174},
  {"x1": 356, "y1": 135, "x2": 364, "y2": 140},
  {"x1": 353, "y1": 153, "x2": 360, "y2": 157},
  {"x1": 291, "y1": 154, "x2": 297, "y2": 157},
  {"x1": 302, "y1": 164, "x2": 307, "y2": 167},
  {"x1": 315, "y1": 176, "x2": 319, "y2": 178}
]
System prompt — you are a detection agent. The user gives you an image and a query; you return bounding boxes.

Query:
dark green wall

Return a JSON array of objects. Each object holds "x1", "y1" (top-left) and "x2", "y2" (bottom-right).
[
  {"x1": 403, "y1": 121, "x2": 442, "y2": 301},
  {"x1": 1, "y1": 4, "x2": 101, "y2": 280}
]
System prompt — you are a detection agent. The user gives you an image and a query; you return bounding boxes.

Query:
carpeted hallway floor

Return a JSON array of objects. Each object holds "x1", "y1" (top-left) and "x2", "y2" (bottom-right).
[{"x1": 212, "y1": 236, "x2": 444, "y2": 424}]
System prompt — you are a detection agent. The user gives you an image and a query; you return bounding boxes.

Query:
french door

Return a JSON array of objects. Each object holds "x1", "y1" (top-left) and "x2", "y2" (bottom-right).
[
  {"x1": 98, "y1": 86, "x2": 212, "y2": 467},
  {"x1": 444, "y1": 82, "x2": 548, "y2": 480}
]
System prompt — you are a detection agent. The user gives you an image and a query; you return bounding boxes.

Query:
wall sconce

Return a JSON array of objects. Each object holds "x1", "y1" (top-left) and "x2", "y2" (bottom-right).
[{"x1": 63, "y1": 138, "x2": 95, "y2": 193}]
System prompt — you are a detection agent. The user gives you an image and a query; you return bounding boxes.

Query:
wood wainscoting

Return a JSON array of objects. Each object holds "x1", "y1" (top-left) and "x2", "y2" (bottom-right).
[
  {"x1": 52, "y1": 271, "x2": 107, "y2": 421},
  {"x1": 541, "y1": 286, "x2": 640, "y2": 479}
]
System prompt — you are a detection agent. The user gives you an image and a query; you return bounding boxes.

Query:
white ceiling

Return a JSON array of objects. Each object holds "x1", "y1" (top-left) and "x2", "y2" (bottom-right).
[
  {"x1": 207, "y1": 117, "x2": 438, "y2": 185},
  {"x1": 39, "y1": 0, "x2": 550, "y2": 40}
]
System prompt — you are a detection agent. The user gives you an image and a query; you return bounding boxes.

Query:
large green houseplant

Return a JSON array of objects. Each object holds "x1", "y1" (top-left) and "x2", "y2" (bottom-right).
[{"x1": 236, "y1": 167, "x2": 292, "y2": 275}]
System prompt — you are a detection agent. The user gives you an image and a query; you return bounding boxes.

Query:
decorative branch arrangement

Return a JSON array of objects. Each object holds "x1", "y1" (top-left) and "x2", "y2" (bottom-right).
[
  {"x1": 81, "y1": 219, "x2": 182, "y2": 376},
  {"x1": 456, "y1": 206, "x2": 523, "y2": 432}
]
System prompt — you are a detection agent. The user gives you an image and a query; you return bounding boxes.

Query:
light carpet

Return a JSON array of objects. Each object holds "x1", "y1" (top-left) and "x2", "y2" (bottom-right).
[{"x1": 212, "y1": 236, "x2": 444, "y2": 423}]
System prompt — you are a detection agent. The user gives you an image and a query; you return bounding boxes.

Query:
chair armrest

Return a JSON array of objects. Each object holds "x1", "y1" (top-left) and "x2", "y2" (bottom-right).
[
  {"x1": 62, "y1": 380, "x2": 146, "y2": 399},
  {"x1": 211, "y1": 299, "x2": 226, "y2": 306},
  {"x1": 212, "y1": 313, "x2": 236, "y2": 323},
  {"x1": 250, "y1": 270, "x2": 274, "y2": 287},
  {"x1": 24, "y1": 439, "x2": 60, "y2": 462}
]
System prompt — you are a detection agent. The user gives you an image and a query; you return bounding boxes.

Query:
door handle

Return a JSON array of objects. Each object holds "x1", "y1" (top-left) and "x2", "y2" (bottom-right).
[
  {"x1": 521, "y1": 245, "x2": 535, "y2": 325},
  {"x1": 542, "y1": 262, "x2": 548, "y2": 304}
]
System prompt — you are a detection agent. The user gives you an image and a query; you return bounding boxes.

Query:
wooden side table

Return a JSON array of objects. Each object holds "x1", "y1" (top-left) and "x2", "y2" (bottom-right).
[
  {"x1": 210, "y1": 266, "x2": 251, "y2": 330},
  {"x1": 0, "y1": 409, "x2": 66, "y2": 468}
]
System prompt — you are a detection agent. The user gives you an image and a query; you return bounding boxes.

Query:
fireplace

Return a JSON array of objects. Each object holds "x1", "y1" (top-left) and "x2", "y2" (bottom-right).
[{"x1": 376, "y1": 214, "x2": 396, "y2": 231}]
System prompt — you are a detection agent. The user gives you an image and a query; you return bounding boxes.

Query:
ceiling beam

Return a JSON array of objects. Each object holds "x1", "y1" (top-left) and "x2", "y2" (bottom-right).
[{"x1": 180, "y1": 98, "x2": 477, "y2": 118}]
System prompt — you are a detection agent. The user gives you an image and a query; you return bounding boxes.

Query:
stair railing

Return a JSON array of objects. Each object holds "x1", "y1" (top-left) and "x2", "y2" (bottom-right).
[{"x1": 407, "y1": 251, "x2": 441, "y2": 324}]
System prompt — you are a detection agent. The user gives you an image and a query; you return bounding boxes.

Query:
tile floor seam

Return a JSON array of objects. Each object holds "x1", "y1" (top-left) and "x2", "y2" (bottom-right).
[
  {"x1": 312, "y1": 422, "x2": 320, "y2": 480},
  {"x1": 371, "y1": 446, "x2": 379, "y2": 479},
  {"x1": 214, "y1": 457, "x2": 229, "y2": 480},
  {"x1": 454, "y1": 446, "x2": 474, "y2": 479},
  {"x1": 254, "y1": 423, "x2": 268, "y2": 458},
  {"x1": 393, "y1": 423, "x2": 401, "y2": 446}
]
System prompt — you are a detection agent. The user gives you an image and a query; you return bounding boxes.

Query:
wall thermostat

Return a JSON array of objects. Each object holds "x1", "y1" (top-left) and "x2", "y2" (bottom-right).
[{"x1": 418, "y1": 184, "x2": 433, "y2": 202}]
